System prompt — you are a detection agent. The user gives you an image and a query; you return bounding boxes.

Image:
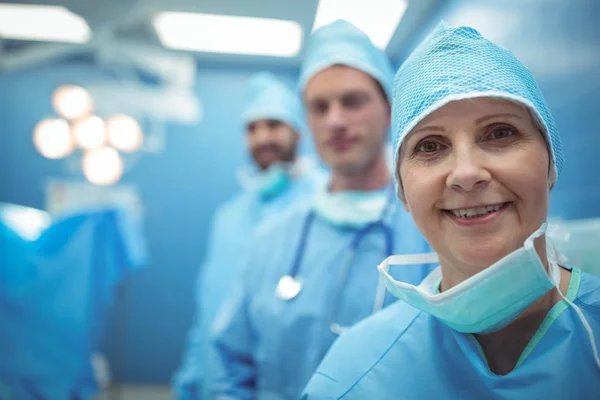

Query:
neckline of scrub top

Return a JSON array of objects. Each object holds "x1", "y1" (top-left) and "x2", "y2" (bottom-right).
[
  {"x1": 311, "y1": 184, "x2": 396, "y2": 231},
  {"x1": 464, "y1": 266, "x2": 582, "y2": 375}
]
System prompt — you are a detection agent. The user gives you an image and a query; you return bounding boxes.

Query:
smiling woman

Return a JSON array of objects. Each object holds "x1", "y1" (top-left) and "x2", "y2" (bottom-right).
[
  {"x1": 302, "y1": 22, "x2": 600, "y2": 400},
  {"x1": 399, "y1": 98, "x2": 552, "y2": 285}
]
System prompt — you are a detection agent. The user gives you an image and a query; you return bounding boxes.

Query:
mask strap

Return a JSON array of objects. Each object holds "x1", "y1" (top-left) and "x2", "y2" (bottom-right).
[
  {"x1": 549, "y1": 260, "x2": 600, "y2": 370},
  {"x1": 378, "y1": 253, "x2": 440, "y2": 273},
  {"x1": 373, "y1": 273, "x2": 387, "y2": 314},
  {"x1": 558, "y1": 289, "x2": 600, "y2": 369},
  {"x1": 524, "y1": 222, "x2": 548, "y2": 249},
  {"x1": 376, "y1": 252, "x2": 439, "y2": 310}
]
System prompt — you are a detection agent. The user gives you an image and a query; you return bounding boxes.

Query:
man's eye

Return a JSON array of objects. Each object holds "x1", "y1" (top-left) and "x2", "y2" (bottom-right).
[
  {"x1": 341, "y1": 94, "x2": 367, "y2": 109},
  {"x1": 267, "y1": 120, "x2": 282, "y2": 129},
  {"x1": 311, "y1": 102, "x2": 328, "y2": 115}
]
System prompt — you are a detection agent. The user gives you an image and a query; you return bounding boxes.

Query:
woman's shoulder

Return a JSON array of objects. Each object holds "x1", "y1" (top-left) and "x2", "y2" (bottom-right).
[{"x1": 302, "y1": 301, "x2": 424, "y2": 399}]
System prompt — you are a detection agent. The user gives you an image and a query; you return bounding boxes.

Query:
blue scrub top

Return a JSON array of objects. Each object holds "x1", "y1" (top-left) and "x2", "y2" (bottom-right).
[
  {"x1": 173, "y1": 169, "x2": 326, "y2": 399},
  {"x1": 302, "y1": 268, "x2": 600, "y2": 400},
  {"x1": 208, "y1": 200, "x2": 434, "y2": 400}
]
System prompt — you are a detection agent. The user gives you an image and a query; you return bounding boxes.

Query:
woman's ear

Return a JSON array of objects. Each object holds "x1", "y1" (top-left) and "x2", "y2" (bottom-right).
[
  {"x1": 396, "y1": 182, "x2": 409, "y2": 212},
  {"x1": 395, "y1": 160, "x2": 410, "y2": 211},
  {"x1": 548, "y1": 163, "x2": 556, "y2": 191},
  {"x1": 401, "y1": 197, "x2": 409, "y2": 212}
]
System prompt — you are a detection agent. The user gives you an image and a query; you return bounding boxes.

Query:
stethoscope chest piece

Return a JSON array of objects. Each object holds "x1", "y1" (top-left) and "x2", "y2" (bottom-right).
[{"x1": 275, "y1": 275, "x2": 303, "y2": 300}]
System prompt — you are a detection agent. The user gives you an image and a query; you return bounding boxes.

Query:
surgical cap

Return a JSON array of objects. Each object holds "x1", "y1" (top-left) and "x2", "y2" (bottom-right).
[
  {"x1": 242, "y1": 72, "x2": 307, "y2": 135},
  {"x1": 298, "y1": 20, "x2": 394, "y2": 101},
  {"x1": 392, "y1": 22, "x2": 564, "y2": 194}
]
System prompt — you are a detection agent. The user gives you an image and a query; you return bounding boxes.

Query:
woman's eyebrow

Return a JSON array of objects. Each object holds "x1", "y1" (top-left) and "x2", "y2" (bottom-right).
[
  {"x1": 475, "y1": 112, "x2": 522, "y2": 125},
  {"x1": 409, "y1": 111, "x2": 524, "y2": 137},
  {"x1": 410, "y1": 124, "x2": 445, "y2": 136}
]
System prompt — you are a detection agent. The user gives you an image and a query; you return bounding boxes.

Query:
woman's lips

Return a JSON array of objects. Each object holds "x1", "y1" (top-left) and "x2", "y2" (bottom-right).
[{"x1": 443, "y1": 202, "x2": 511, "y2": 227}]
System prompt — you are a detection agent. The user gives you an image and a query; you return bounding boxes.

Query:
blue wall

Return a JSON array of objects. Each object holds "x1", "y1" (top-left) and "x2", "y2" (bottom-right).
[{"x1": 0, "y1": 62, "x2": 301, "y2": 383}]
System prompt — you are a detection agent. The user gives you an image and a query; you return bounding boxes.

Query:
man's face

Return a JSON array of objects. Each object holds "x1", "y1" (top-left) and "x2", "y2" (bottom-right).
[
  {"x1": 247, "y1": 119, "x2": 299, "y2": 170},
  {"x1": 304, "y1": 65, "x2": 390, "y2": 175}
]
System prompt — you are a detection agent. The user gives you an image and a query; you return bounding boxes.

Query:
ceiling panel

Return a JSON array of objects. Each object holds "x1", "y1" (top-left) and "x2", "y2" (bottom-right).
[{"x1": 0, "y1": 0, "x2": 439, "y2": 71}]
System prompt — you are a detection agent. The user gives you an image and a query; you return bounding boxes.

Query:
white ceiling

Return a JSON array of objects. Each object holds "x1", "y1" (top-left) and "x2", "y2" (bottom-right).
[{"x1": 0, "y1": 0, "x2": 441, "y2": 71}]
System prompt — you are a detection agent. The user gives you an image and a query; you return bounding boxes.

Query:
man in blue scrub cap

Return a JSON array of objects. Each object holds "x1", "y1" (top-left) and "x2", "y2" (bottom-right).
[
  {"x1": 302, "y1": 23, "x2": 600, "y2": 399},
  {"x1": 172, "y1": 72, "x2": 325, "y2": 400},
  {"x1": 207, "y1": 20, "x2": 433, "y2": 400}
]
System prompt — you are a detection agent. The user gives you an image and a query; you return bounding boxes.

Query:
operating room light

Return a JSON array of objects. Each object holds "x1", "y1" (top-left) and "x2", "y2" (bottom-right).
[
  {"x1": 106, "y1": 114, "x2": 144, "y2": 152},
  {"x1": 312, "y1": 0, "x2": 408, "y2": 49},
  {"x1": 82, "y1": 147, "x2": 124, "y2": 186},
  {"x1": 33, "y1": 118, "x2": 74, "y2": 159},
  {"x1": 0, "y1": 4, "x2": 91, "y2": 43},
  {"x1": 73, "y1": 116, "x2": 106, "y2": 150},
  {"x1": 152, "y1": 12, "x2": 302, "y2": 57},
  {"x1": 52, "y1": 85, "x2": 94, "y2": 120}
]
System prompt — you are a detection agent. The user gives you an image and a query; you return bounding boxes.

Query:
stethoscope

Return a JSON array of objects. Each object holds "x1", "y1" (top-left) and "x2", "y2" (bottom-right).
[{"x1": 275, "y1": 188, "x2": 395, "y2": 335}]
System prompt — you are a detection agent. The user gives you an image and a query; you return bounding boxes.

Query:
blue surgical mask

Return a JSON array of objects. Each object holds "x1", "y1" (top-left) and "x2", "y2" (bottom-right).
[
  {"x1": 238, "y1": 163, "x2": 291, "y2": 199},
  {"x1": 378, "y1": 223, "x2": 559, "y2": 334},
  {"x1": 313, "y1": 187, "x2": 389, "y2": 229}
]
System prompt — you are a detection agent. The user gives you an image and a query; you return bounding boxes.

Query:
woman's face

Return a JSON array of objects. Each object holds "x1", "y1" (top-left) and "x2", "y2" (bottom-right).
[{"x1": 399, "y1": 98, "x2": 551, "y2": 280}]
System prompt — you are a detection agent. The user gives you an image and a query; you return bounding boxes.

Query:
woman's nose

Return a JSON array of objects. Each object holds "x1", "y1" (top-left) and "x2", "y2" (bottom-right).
[{"x1": 445, "y1": 147, "x2": 492, "y2": 192}]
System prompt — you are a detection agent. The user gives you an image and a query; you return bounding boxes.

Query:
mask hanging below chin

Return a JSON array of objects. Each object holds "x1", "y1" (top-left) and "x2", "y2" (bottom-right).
[
  {"x1": 237, "y1": 163, "x2": 291, "y2": 199},
  {"x1": 378, "y1": 223, "x2": 557, "y2": 334}
]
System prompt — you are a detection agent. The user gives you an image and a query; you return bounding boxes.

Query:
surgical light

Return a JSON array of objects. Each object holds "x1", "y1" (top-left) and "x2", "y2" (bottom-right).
[
  {"x1": 73, "y1": 115, "x2": 106, "y2": 150},
  {"x1": 106, "y1": 114, "x2": 143, "y2": 153},
  {"x1": 0, "y1": 4, "x2": 91, "y2": 43},
  {"x1": 312, "y1": 0, "x2": 408, "y2": 49},
  {"x1": 152, "y1": 12, "x2": 302, "y2": 57},
  {"x1": 33, "y1": 118, "x2": 74, "y2": 159},
  {"x1": 52, "y1": 85, "x2": 94, "y2": 120},
  {"x1": 82, "y1": 147, "x2": 124, "y2": 186}
]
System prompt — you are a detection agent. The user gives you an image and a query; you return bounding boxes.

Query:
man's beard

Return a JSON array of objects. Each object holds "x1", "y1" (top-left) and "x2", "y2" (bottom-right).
[{"x1": 252, "y1": 144, "x2": 296, "y2": 170}]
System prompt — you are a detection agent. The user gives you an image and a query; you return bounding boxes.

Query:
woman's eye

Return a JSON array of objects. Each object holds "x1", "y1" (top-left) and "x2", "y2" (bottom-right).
[
  {"x1": 416, "y1": 140, "x2": 442, "y2": 153},
  {"x1": 488, "y1": 126, "x2": 516, "y2": 140}
]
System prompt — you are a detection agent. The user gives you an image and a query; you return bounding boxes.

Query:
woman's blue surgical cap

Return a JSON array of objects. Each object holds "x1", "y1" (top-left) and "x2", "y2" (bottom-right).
[
  {"x1": 242, "y1": 72, "x2": 307, "y2": 135},
  {"x1": 392, "y1": 22, "x2": 564, "y2": 192},
  {"x1": 298, "y1": 20, "x2": 394, "y2": 102}
]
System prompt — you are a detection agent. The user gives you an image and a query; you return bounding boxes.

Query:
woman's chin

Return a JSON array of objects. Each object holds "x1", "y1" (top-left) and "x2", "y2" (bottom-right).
[{"x1": 449, "y1": 240, "x2": 517, "y2": 272}]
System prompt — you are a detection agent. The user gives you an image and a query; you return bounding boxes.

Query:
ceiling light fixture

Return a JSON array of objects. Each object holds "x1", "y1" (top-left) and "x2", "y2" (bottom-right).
[
  {"x1": 153, "y1": 12, "x2": 302, "y2": 57},
  {"x1": 312, "y1": 0, "x2": 408, "y2": 49},
  {"x1": 0, "y1": 4, "x2": 91, "y2": 43}
]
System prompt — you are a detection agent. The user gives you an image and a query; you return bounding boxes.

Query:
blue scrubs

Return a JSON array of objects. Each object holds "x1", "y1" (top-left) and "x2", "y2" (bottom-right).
[
  {"x1": 208, "y1": 201, "x2": 434, "y2": 400},
  {"x1": 302, "y1": 268, "x2": 600, "y2": 400},
  {"x1": 173, "y1": 171, "x2": 325, "y2": 399},
  {"x1": 0, "y1": 206, "x2": 147, "y2": 400}
]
